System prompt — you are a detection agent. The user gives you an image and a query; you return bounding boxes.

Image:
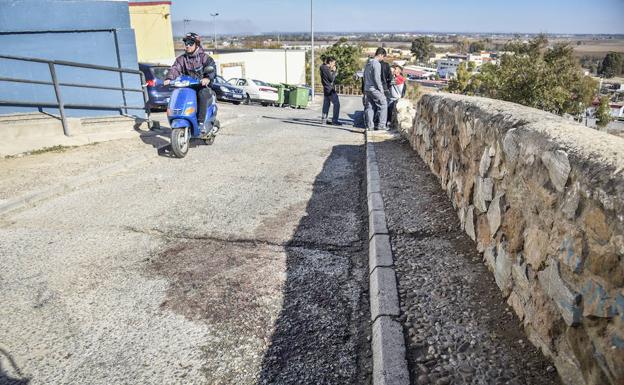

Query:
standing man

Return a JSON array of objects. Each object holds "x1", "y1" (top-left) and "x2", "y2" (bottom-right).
[
  {"x1": 320, "y1": 57, "x2": 341, "y2": 125},
  {"x1": 363, "y1": 48, "x2": 388, "y2": 130},
  {"x1": 164, "y1": 32, "x2": 216, "y2": 133}
]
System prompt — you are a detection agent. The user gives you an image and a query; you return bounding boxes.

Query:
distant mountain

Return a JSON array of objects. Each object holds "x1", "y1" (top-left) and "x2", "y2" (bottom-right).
[{"x1": 172, "y1": 19, "x2": 261, "y2": 37}]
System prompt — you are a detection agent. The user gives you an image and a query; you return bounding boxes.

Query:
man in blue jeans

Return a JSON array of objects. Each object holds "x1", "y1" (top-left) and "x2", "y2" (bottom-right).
[
  {"x1": 320, "y1": 57, "x2": 342, "y2": 126},
  {"x1": 363, "y1": 48, "x2": 388, "y2": 130}
]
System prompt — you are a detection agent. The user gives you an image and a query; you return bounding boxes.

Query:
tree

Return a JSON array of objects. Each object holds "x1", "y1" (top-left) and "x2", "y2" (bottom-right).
[
  {"x1": 411, "y1": 37, "x2": 434, "y2": 63},
  {"x1": 319, "y1": 38, "x2": 362, "y2": 86},
  {"x1": 599, "y1": 52, "x2": 623, "y2": 78},
  {"x1": 472, "y1": 36, "x2": 597, "y2": 116},
  {"x1": 455, "y1": 39, "x2": 469, "y2": 54},
  {"x1": 469, "y1": 41, "x2": 486, "y2": 53},
  {"x1": 447, "y1": 62, "x2": 471, "y2": 94},
  {"x1": 596, "y1": 96, "x2": 613, "y2": 128}
]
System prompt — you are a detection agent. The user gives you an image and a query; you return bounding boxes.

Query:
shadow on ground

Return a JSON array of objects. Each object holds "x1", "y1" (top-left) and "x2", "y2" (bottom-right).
[
  {"x1": 147, "y1": 144, "x2": 372, "y2": 384},
  {"x1": 256, "y1": 144, "x2": 370, "y2": 384},
  {"x1": 134, "y1": 125, "x2": 216, "y2": 158},
  {"x1": 0, "y1": 348, "x2": 30, "y2": 385},
  {"x1": 261, "y1": 115, "x2": 365, "y2": 135}
]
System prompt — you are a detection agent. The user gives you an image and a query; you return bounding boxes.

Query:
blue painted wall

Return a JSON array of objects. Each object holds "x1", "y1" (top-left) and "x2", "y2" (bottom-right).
[{"x1": 0, "y1": 0, "x2": 145, "y2": 118}]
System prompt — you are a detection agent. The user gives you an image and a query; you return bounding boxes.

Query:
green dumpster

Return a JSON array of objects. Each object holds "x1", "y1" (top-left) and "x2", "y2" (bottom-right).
[
  {"x1": 282, "y1": 85, "x2": 292, "y2": 108},
  {"x1": 270, "y1": 83, "x2": 287, "y2": 107},
  {"x1": 289, "y1": 86, "x2": 309, "y2": 109}
]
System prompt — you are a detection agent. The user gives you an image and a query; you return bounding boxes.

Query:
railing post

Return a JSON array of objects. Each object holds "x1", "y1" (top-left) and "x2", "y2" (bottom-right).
[
  {"x1": 113, "y1": 30, "x2": 128, "y2": 115},
  {"x1": 48, "y1": 62, "x2": 70, "y2": 136}
]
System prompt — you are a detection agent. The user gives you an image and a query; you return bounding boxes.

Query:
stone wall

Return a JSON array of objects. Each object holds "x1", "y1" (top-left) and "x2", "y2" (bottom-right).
[{"x1": 396, "y1": 94, "x2": 624, "y2": 385}]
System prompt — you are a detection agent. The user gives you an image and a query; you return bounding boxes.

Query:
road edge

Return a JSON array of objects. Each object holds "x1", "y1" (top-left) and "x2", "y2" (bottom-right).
[
  {"x1": 0, "y1": 116, "x2": 244, "y2": 218},
  {"x1": 366, "y1": 131, "x2": 410, "y2": 385}
]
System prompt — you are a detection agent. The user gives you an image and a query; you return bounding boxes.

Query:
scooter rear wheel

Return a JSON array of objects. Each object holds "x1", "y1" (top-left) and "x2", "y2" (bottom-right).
[
  {"x1": 204, "y1": 120, "x2": 220, "y2": 145},
  {"x1": 171, "y1": 127, "x2": 189, "y2": 158}
]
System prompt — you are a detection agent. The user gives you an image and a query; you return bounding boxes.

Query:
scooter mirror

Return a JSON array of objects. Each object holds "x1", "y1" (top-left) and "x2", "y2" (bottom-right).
[{"x1": 206, "y1": 66, "x2": 216, "y2": 73}]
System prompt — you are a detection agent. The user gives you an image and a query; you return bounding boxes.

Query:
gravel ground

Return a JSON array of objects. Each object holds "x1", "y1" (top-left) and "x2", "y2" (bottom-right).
[
  {"x1": 0, "y1": 97, "x2": 372, "y2": 385},
  {"x1": 374, "y1": 137, "x2": 561, "y2": 385}
]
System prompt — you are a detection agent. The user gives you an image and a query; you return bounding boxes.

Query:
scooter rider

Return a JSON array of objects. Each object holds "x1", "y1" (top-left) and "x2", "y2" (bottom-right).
[{"x1": 164, "y1": 32, "x2": 216, "y2": 133}]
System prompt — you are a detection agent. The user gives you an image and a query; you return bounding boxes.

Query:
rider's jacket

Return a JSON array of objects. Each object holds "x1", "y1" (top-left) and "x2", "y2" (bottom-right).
[{"x1": 165, "y1": 46, "x2": 216, "y2": 84}]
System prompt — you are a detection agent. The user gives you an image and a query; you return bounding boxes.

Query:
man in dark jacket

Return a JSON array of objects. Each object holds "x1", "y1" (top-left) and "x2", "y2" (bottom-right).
[
  {"x1": 164, "y1": 32, "x2": 216, "y2": 132},
  {"x1": 320, "y1": 57, "x2": 341, "y2": 125}
]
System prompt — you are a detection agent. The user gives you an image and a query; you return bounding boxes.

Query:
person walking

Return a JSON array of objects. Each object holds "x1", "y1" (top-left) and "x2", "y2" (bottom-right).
[
  {"x1": 320, "y1": 57, "x2": 341, "y2": 125},
  {"x1": 363, "y1": 48, "x2": 388, "y2": 130},
  {"x1": 387, "y1": 64, "x2": 406, "y2": 129}
]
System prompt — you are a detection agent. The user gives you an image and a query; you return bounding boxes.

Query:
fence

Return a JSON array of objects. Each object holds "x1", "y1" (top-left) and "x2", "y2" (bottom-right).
[{"x1": 0, "y1": 54, "x2": 149, "y2": 136}]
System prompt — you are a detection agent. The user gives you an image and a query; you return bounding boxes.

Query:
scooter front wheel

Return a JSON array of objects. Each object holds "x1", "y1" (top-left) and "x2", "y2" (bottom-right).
[{"x1": 171, "y1": 127, "x2": 189, "y2": 158}]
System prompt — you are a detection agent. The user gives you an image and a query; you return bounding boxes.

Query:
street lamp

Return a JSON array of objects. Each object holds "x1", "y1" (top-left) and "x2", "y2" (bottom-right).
[
  {"x1": 310, "y1": 0, "x2": 315, "y2": 101},
  {"x1": 211, "y1": 13, "x2": 219, "y2": 49}
]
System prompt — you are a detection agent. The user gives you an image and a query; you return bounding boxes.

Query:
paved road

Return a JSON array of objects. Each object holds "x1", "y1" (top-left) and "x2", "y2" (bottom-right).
[{"x1": 0, "y1": 99, "x2": 372, "y2": 384}]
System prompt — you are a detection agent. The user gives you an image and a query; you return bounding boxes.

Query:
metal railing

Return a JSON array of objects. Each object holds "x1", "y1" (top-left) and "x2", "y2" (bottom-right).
[
  {"x1": 0, "y1": 54, "x2": 149, "y2": 136},
  {"x1": 314, "y1": 84, "x2": 363, "y2": 96}
]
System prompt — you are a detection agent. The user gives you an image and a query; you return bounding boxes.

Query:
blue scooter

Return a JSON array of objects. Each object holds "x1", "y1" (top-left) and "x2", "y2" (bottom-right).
[{"x1": 166, "y1": 72, "x2": 220, "y2": 158}]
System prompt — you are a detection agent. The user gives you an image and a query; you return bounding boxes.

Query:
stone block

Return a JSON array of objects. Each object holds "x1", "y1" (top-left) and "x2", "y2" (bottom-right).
[
  {"x1": 368, "y1": 177, "x2": 382, "y2": 197},
  {"x1": 487, "y1": 193, "x2": 505, "y2": 237},
  {"x1": 474, "y1": 176, "x2": 493, "y2": 213},
  {"x1": 369, "y1": 209, "x2": 389, "y2": 240},
  {"x1": 484, "y1": 246, "x2": 496, "y2": 271},
  {"x1": 558, "y1": 235, "x2": 584, "y2": 274},
  {"x1": 502, "y1": 128, "x2": 520, "y2": 163},
  {"x1": 512, "y1": 259, "x2": 530, "y2": 302},
  {"x1": 559, "y1": 181, "x2": 580, "y2": 220},
  {"x1": 369, "y1": 234, "x2": 394, "y2": 273},
  {"x1": 495, "y1": 243, "x2": 513, "y2": 296},
  {"x1": 507, "y1": 291, "x2": 526, "y2": 320},
  {"x1": 581, "y1": 279, "x2": 615, "y2": 318},
  {"x1": 538, "y1": 259, "x2": 582, "y2": 326},
  {"x1": 465, "y1": 206, "x2": 476, "y2": 241},
  {"x1": 370, "y1": 267, "x2": 400, "y2": 320},
  {"x1": 524, "y1": 225, "x2": 549, "y2": 269},
  {"x1": 372, "y1": 317, "x2": 410, "y2": 385},
  {"x1": 368, "y1": 192, "x2": 385, "y2": 214},
  {"x1": 479, "y1": 147, "x2": 492, "y2": 177},
  {"x1": 541, "y1": 150, "x2": 571, "y2": 193},
  {"x1": 615, "y1": 291, "x2": 624, "y2": 321}
]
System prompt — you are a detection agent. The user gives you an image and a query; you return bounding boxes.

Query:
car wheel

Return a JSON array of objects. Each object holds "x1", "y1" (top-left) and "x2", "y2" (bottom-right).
[
  {"x1": 233, "y1": 101, "x2": 241, "y2": 105},
  {"x1": 261, "y1": 102, "x2": 268, "y2": 107}
]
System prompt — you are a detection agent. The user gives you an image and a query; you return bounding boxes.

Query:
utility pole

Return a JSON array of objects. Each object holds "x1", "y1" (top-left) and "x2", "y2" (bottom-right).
[
  {"x1": 211, "y1": 13, "x2": 219, "y2": 49},
  {"x1": 183, "y1": 19, "x2": 191, "y2": 35},
  {"x1": 310, "y1": 0, "x2": 315, "y2": 101}
]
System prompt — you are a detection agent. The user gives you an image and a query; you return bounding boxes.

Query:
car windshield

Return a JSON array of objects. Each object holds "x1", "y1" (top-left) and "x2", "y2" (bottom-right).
[
  {"x1": 253, "y1": 79, "x2": 269, "y2": 87},
  {"x1": 216, "y1": 75, "x2": 226, "y2": 84},
  {"x1": 152, "y1": 66, "x2": 169, "y2": 80}
]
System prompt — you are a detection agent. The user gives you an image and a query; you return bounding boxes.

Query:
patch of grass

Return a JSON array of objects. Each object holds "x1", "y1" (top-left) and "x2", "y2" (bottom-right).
[
  {"x1": 3, "y1": 142, "x2": 100, "y2": 159},
  {"x1": 28, "y1": 145, "x2": 75, "y2": 155}
]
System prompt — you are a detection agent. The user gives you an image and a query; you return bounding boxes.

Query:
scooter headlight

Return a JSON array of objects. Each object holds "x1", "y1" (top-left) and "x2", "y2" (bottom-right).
[{"x1": 174, "y1": 80, "x2": 190, "y2": 87}]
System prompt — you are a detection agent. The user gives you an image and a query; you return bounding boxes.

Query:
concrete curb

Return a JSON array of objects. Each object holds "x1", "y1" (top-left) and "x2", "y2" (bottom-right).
[{"x1": 366, "y1": 131, "x2": 410, "y2": 385}]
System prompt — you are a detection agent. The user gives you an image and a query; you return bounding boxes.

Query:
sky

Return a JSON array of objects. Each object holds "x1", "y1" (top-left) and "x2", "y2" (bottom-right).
[{"x1": 169, "y1": 0, "x2": 624, "y2": 35}]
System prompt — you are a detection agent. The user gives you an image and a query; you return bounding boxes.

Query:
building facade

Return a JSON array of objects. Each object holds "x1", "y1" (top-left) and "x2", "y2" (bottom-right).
[
  {"x1": 128, "y1": 0, "x2": 175, "y2": 64},
  {"x1": 0, "y1": 0, "x2": 143, "y2": 118}
]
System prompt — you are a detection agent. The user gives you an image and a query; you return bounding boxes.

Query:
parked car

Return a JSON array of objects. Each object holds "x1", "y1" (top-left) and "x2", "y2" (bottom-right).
[
  {"x1": 211, "y1": 75, "x2": 245, "y2": 105},
  {"x1": 139, "y1": 63, "x2": 173, "y2": 111},
  {"x1": 227, "y1": 78, "x2": 278, "y2": 106}
]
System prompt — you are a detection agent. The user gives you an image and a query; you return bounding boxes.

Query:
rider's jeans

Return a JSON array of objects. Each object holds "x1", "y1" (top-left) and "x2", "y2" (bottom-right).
[{"x1": 197, "y1": 87, "x2": 214, "y2": 124}]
